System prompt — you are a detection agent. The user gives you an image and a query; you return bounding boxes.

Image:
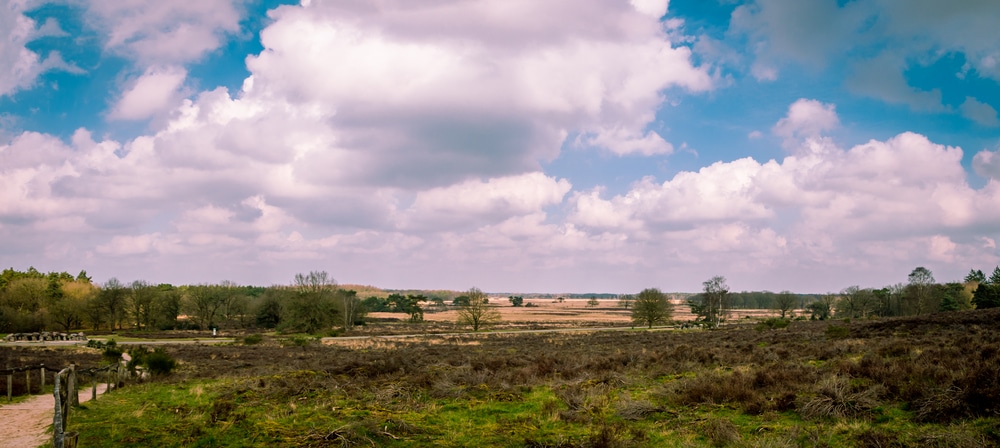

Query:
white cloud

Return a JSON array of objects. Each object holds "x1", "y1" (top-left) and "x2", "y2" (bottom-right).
[
  {"x1": 8, "y1": 5, "x2": 1000, "y2": 292},
  {"x1": 404, "y1": 173, "x2": 571, "y2": 230},
  {"x1": 583, "y1": 128, "x2": 674, "y2": 156},
  {"x1": 565, "y1": 102, "x2": 996, "y2": 290},
  {"x1": 0, "y1": 2, "x2": 80, "y2": 97},
  {"x1": 772, "y1": 99, "x2": 839, "y2": 148},
  {"x1": 108, "y1": 66, "x2": 188, "y2": 121},
  {"x1": 244, "y1": 0, "x2": 712, "y2": 179},
  {"x1": 960, "y1": 96, "x2": 1000, "y2": 127},
  {"x1": 83, "y1": 0, "x2": 243, "y2": 65},
  {"x1": 630, "y1": 0, "x2": 669, "y2": 19},
  {"x1": 973, "y1": 148, "x2": 1000, "y2": 180}
]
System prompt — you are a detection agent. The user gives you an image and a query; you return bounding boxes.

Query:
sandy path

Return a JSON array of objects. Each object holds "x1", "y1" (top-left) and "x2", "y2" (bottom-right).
[{"x1": 0, "y1": 382, "x2": 109, "y2": 448}]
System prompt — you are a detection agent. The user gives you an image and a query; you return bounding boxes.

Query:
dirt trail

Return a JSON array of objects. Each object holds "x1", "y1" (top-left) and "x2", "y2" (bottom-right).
[{"x1": 0, "y1": 383, "x2": 109, "y2": 448}]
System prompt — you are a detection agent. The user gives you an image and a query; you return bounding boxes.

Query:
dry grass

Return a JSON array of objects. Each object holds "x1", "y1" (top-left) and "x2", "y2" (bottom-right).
[{"x1": 8, "y1": 308, "x2": 1000, "y2": 446}]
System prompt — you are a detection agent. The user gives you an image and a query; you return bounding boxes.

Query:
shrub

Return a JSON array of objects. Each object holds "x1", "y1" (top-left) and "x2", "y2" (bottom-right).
[
  {"x1": 756, "y1": 317, "x2": 791, "y2": 331},
  {"x1": 702, "y1": 417, "x2": 741, "y2": 447},
  {"x1": 798, "y1": 375, "x2": 880, "y2": 420},
  {"x1": 826, "y1": 325, "x2": 850, "y2": 339},
  {"x1": 243, "y1": 334, "x2": 263, "y2": 345},
  {"x1": 144, "y1": 348, "x2": 177, "y2": 375},
  {"x1": 100, "y1": 340, "x2": 122, "y2": 362}
]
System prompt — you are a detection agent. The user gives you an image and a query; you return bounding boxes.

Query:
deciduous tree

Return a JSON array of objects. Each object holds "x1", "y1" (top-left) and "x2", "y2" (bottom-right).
[
  {"x1": 617, "y1": 294, "x2": 634, "y2": 309},
  {"x1": 837, "y1": 286, "x2": 877, "y2": 319},
  {"x1": 285, "y1": 271, "x2": 339, "y2": 334},
  {"x1": 457, "y1": 287, "x2": 500, "y2": 331},
  {"x1": 904, "y1": 267, "x2": 936, "y2": 315},
  {"x1": 773, "y1": 291, "x2": 797, "y2": 319},
  {"x1": 690, "y1": 276, "x2": 730, "y2": 328},
  {"x1": 631, "y1": 288, "x2": 672, "y2": 328}
]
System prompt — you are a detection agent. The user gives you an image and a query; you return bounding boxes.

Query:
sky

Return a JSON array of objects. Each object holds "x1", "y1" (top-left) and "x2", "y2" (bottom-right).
[{"x1": 2, "y1": 0, "x2": 1000, "y2": 294}]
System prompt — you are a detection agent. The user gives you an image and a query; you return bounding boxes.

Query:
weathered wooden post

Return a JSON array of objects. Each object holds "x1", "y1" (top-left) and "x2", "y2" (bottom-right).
[
  {"x1": 6, "y1": 373, "x2": 11, "y2": 402},
  {"x1": 68, "y1": 364, "x2": 78, "y2": 407},
  {"x1": 41, "y1": 365, "x2": 45, "y2": 391},
  {"x1": 91, "y1": 371, "x2": 97, "y2": 401},
  {"x1": 26, "y1": 369, "x2": 31, "y2": 395},
  {"x1": 53, "y1": 368, "x2": 68, "y2": 448}
]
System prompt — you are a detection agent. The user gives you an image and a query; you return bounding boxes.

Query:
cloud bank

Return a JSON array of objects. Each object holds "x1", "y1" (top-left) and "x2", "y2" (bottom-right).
[{"x1": 2, "y1": 1, "x2": 999, "y2": 293}]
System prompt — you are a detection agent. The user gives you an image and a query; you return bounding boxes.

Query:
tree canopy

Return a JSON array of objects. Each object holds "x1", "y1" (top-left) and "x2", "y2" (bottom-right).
[{"x1": 630, "y1": 288, "x2": 673, "y2": 329}]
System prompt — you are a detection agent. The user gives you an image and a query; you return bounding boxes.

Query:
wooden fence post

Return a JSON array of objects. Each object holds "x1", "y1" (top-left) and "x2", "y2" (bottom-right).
[
  {"x1": 91, "y1": 371, "x2": 97, "y2": 401},
  {"x1": 68, "y1": 364, "x2": 78, "y2": 407},
  {"x1": 26, "y1": 369, "x2": 31, "y2": 395},
  {"x1": 53, "y1": 369, "x2": 68, "y2": 448},
  {"x1": 40, "y1": 366, "x2": 45, "y2": 391},
  {"x1": 6, "y1": 374, "x2": 10, "y2": 402}
]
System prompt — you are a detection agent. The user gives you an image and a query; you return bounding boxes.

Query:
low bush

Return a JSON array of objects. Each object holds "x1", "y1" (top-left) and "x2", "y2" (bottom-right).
[
  {"x1": 243, "y1": 334, "x2": 263, "y2": 345},
  {"x1": 798, "y1": 375, "x2": 881, "y2": 420},
  {"x1": 144, "y1": 348, "x2": 177, "y2": 375},
  {"x1": 756, "y1": 317, "x2": 791, "y2": 331},
  {"x1": 825, "y1": 325, "x2": 850, "y2": 339}
]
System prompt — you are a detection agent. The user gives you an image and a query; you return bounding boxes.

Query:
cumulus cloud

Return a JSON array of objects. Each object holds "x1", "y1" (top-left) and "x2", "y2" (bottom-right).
[
  {"x1": 630, "y1": 0, "x2": 669, "y2": 19},
  {"x1": 566, "y1": 98, "x2": 997, "y2": 289},
  {"x1": 245, "y1": 0, "x2": 712, "y2": 175},
  {"x1": 7, "y1": 4, "x2": 1000, "y2": 292},
  {"x1": 403, "y1": 173, "x2": 572, "y2": 230},
  {"x1": 0, "y1": 0, "x2": 714, "y2": 284},
  {"x1": 83, "y1": 0, "x2": 243, "y2": 65},
  {"x1": 772, "y1": 99, "x2": 839, "y2": 149},
  {"x1": 973, "y1": 148, "x2": 1000, "y2": 180},
  {"x1": 0, "y1": 2, "x2": 80, "y2": 97},
  {"x1": 108, "y1": 66, "x2": 188, "y2": 121}
]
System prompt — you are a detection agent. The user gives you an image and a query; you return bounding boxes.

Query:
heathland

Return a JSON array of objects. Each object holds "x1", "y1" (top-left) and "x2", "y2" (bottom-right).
[{"x1": 3, "y1": 307, "x2": 998, "y2": 447}]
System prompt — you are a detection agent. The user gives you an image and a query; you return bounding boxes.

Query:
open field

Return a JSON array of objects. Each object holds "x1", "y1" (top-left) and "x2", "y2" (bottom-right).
[
  {"x1": 363, "y1": 299, "x2": 783, "y2": 335},
  {"x1": 4, "y1": 308, "x2": 998, "y2": 447}
]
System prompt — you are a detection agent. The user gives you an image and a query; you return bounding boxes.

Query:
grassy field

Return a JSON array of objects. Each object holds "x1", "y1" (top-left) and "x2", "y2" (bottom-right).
[{"x1": 4, "y1": 309, "x2": 1000, "y2": 447}]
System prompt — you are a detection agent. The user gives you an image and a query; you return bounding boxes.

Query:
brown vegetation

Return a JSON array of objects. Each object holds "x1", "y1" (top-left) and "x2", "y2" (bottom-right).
[{"x1": 5, "y1": 308, "x2": 1000, "y2": 445}]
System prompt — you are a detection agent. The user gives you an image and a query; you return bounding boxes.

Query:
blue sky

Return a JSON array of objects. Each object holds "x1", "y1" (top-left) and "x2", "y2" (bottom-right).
[{"x1": 2, "y1": 0, "x2": 1000, "y2": 293}]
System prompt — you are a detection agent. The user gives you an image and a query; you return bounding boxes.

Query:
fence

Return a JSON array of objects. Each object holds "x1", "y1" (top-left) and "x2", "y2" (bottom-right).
[{"x1": 2, "y1": 362, "x2": 122, "y2": 448}]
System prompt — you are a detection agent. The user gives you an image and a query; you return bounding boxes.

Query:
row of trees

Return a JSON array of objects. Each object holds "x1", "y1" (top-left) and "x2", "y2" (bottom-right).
[
  {"x1": 809, "y1": 266, "x2": 997, "y2": 321},
  {"x1": 0, "y1": 268, "x2": 366, "y2": 334},
  {"x1": 0, "y1": 267, "x2": 506, "y2": 335},
  {"x1": 7, "y1": 264, "x2": 999, "y2": 335}
]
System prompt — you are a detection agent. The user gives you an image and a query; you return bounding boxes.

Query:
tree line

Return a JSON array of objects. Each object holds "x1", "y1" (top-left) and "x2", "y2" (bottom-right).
[
  {"x1": 674, "y1": 266, "x2": 998, "y2": 327},
  {"x1": 0, "y1": 268, "x2": 495, "y2": 335},
  {"x1": 5, "y1": 264, "x2": 998, "y2": 335},
  {"x1": 0, "y1": 268, "x2": 363, "y2": 334}
]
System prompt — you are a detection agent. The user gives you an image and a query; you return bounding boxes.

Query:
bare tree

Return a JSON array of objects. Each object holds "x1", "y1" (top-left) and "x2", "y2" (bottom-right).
[
  {"x1": 690, "y1": 276, "x2": 730, "y2": 328},
  {"x1": 617, "y1": 293, "x2": 635, "y2": 309},
  {"x1": 774, "y1": 290, "x2": 797, "y2": 319},
  {"x1": 837, "y1": 286, "x2": 877, "y2": 319},
  {"x1": 340, "y1": 289, "x2": 363, "y2": 330},
  {"x1": 457, "y1": 287, "x2": 501, "y2": 331}
]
